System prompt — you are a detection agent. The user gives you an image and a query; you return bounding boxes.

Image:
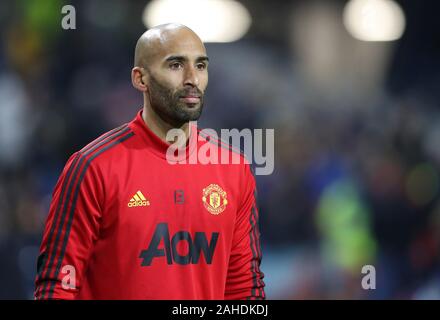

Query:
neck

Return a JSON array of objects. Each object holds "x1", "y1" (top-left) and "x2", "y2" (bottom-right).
[{"x1": 142, "y1": 99, "x2": 190, "y2": 146}]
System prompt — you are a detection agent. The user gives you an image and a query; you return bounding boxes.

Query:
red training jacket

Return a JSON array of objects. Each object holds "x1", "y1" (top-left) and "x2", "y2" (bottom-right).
[{"x1": 35, "y1": 109, "x2": 265, "y2": 300}]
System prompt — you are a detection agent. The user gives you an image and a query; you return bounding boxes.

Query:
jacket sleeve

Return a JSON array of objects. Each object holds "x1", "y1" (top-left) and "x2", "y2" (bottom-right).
[
  {"x1": 34, "y1": 152, "x2": 103, "y2": 300},
  {"x1": 224, "y1": 164, "x2": 266, "y2": 300}
]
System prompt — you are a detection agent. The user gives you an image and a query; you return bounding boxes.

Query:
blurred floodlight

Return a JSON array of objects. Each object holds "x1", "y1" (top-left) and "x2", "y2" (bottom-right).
[
  {"x1": 343, "y1": 0, "x2": 406, "y2": 41},
  {"x1": 142, "y1": 0, "x2": 251, "y2": 43}
]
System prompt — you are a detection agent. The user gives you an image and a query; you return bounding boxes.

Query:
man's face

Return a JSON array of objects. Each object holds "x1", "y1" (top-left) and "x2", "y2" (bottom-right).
[{"x1": 145, "y1": 33, "x2": 209, "y2": 127}]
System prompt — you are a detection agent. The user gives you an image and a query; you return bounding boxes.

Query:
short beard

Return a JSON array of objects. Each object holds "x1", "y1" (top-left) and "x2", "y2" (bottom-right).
[{"x1": 147, "y1": 73, "x2": 204, "y2": 127}]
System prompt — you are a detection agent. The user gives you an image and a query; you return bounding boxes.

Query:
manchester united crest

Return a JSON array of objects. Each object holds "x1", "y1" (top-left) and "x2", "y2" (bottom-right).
[{"x1": 202, "y1": 184, "x2": 228, "y2": 215}]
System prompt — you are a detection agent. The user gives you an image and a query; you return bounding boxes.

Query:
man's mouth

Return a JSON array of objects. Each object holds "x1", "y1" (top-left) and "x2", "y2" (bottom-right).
[{"x1": 179, "y1": 96, "x2": 200, "y2": 104}]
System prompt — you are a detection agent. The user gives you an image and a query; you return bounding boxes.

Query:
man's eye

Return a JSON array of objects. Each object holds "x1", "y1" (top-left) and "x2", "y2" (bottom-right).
[
  {"x1": 170, "y1": 62, "x2": 182, "y2": 69},
  {"x1": 196, "y1": 63, "x2": 207, "y2": 70}
]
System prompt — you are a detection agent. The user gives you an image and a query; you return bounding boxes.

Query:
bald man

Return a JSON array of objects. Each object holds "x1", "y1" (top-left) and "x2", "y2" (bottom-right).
[
  {"x1": 35, "y1": 24, "x2": 265, "y2": 300},
  {"x1": 132, "y1": 24, "x2": 208, "y2": 141}
]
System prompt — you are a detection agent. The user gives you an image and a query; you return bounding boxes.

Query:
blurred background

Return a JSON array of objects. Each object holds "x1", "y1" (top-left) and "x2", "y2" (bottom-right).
[{"x1": 1, "y1": 0, "x2": 440, "y2": 299}]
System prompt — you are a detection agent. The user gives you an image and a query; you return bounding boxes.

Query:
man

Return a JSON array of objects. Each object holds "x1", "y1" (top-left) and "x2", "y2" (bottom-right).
[{"x1": 34, "y1": 23, "x2": 265, "y2": 300}]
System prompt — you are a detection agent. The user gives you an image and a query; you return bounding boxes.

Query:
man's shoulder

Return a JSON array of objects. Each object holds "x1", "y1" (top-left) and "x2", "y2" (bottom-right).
[{"x1": 72, "y1": 123, "x2": 136, "y2": 166}]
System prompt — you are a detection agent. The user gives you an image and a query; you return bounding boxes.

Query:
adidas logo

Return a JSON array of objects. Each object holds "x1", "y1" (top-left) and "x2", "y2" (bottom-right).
[{"x1": 128, "y1": 190, "x2": 150, "y2": 207}]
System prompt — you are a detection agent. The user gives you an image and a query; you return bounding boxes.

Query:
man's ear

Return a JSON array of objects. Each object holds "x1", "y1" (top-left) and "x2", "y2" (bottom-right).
[{"x1": 131, "y1": 67, "x2": 148, "y2": 92}]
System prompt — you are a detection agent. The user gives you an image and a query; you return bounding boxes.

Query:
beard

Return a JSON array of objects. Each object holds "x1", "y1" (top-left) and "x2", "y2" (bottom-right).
[{"x1": 147, "y1": 74, "x2": 204, "y2": 127}]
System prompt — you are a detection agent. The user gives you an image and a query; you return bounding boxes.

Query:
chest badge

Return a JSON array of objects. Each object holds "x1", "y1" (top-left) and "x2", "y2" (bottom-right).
[{"x1": 202, "y1": 184, "x2": 228, "y2": 215}]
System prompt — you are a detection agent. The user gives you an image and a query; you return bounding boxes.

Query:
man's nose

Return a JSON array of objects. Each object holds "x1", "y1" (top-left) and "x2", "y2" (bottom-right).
[{"x1": 183, "y1": 66, "x2": 199, "y2": 87}]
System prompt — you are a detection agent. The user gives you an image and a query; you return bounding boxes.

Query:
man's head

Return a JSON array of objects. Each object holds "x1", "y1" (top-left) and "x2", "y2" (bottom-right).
[{"x1": 132, "y1": 24, "x2": 209, "y2": 127}]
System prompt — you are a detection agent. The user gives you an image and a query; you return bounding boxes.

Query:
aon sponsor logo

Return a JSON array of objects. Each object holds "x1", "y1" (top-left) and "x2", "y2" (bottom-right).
[{"x1": 139, "y1": 223, "x2": 219, "y2": 266}]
